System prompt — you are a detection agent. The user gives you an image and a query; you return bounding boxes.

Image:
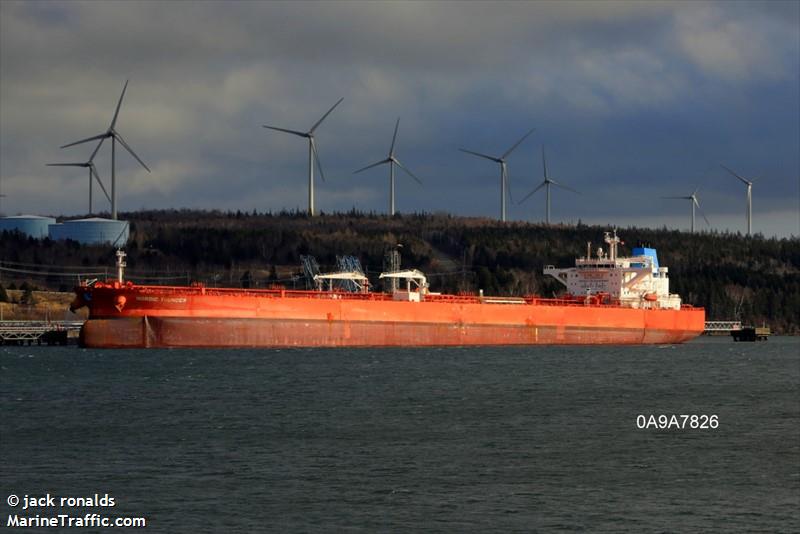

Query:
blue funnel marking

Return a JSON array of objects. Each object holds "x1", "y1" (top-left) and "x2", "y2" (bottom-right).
[{"x1": 632, "y1": 247, "x2": 659, "y2": 273}]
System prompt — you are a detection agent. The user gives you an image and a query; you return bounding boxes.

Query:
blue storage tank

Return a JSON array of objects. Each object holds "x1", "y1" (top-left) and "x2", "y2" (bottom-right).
[
  {"x1": 0, "y1": 215, "x2": 56, "y2": 239},
  {"x1": 48, "y1": 217, "x2": 129, "y2": 246}
]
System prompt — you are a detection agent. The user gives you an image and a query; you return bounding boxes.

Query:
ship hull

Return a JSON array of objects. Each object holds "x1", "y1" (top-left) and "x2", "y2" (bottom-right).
[
  {"x1": 76, "y1": 285, "x2": 704, "y2": 348},
  {"x1": 80, "y1": 316, "x2": 701, "y2": 348}
]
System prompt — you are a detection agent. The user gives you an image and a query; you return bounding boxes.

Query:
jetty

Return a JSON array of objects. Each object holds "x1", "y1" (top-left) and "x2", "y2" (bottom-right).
[
  {"x1": 0, "y1": 321, "x2": 83, "y2": 346},
  {"x1": 703, "y1": 321, "x2": 742, "y2": 335},
  {"x1": 703, "y1": 321, "x2": 771, "y2": 341},
  {"x1": 731, "y1": 326, "x2": 771, "y2": 342}
]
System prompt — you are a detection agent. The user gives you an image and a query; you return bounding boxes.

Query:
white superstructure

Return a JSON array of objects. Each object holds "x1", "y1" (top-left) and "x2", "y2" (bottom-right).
[
  {"x1": 379, "y1": 269, "x2": 429, "y2": 301},
  {"x1": 544, "y1": 230, "x2": 682, "y2": 310}
]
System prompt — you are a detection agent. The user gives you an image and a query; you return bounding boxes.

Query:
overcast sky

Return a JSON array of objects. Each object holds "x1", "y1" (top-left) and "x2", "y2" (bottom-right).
[{"x1": 1, "y1": 0, "x2": 798, "y2": 237}]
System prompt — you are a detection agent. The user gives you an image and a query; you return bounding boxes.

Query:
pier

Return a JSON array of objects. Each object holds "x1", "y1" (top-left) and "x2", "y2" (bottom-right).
[
  {"x1": 0, "y1": 321, "x2": 84, "y2": 346},
  {"x1": 731, "y1": 326, "x2": 771, "y2": 342},
  {"x1": 703, "y1": 321, "x2": 742, "y2": 335},
  {"x1": 703, "y1": 321, "x2": 771, "y2": 341}
]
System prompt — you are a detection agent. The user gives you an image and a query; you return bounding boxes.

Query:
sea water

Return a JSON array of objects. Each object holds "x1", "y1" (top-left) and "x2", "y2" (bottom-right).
[{"x1": 1, "y1": 337, "x2": 798, "y2": 532}]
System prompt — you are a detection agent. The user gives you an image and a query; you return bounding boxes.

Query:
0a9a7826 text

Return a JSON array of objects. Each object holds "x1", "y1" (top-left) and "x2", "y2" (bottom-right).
[{"x1": 636, "y1": 414, "x2": 719, "y2": 430}]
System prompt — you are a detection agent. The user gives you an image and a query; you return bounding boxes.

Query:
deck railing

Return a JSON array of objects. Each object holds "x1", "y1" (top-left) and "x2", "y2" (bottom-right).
[{"x1": 86, "y1": 282, "x2": 705, "y2": 310}]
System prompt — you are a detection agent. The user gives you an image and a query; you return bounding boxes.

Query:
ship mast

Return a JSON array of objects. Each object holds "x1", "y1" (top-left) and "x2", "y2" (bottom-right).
[
  {"x1": 116, "y1": 249, "x2": 127, "y2": 284},
  {"x1": 604, "y1": 229, "x2": 621, "y2": 261}
]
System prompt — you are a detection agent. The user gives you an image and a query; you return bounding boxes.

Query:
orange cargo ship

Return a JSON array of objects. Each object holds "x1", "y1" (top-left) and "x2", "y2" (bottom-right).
[{"x1": 71, "y1": 231, "x2": 704, "y2": 348}]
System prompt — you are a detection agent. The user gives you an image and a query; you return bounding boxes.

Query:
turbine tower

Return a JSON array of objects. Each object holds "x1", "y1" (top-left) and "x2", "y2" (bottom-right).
[
  {"x1": 519, "y1": 145, "x2": 580, "y2": 224},
  {"x1": 47, "y1": 157, "x2": 111, "y2": 215},
  {"x1": 460, "y1": 128, "x2": 535, "y2": 222},
  {"x1": 263, "y1": 97, "x2": 343, "y2": 216},
  {"x1": 721, "y1": 164, "x2": 755, "y2": 236},
  {"x1": 663, "y1": 188, "x2": 710, "y2": 233},
  {"x1": 60, "y1": 80, "x2": 150, "y2": 220},
  {"x1": 353, "y1": 118, "x2": 422, "y2": 215}
]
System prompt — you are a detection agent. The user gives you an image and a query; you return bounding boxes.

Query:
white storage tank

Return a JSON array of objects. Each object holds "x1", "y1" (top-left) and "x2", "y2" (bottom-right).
[
  {"x1": 48, "y1": 217, "x2": 129, "y2": 246},
  {"x1": 0, "y1": 215, "x2": 56, "y2": 239}
]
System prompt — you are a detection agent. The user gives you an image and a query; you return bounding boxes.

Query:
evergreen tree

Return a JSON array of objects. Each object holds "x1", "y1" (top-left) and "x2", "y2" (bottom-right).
[{"x1": 21, "y1": 287, "x2": 36, "y2": 305}]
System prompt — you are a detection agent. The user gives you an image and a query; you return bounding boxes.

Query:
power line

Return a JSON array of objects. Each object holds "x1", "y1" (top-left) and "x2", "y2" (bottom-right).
[
  {"x1": 0, "y1": 260, "x2": 187, "y2": 278},
  {"x1": 0, "y1": 259, "x2": 102, "y2": 271},
  {"x1": 0, "y1": 265, "x2": 106, "y2": 278}
]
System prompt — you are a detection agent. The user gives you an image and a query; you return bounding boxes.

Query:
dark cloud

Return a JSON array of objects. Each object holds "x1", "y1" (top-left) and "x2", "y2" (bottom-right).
[{"x1": 0, "y1": 0, "x2": 797, "y2": 237}]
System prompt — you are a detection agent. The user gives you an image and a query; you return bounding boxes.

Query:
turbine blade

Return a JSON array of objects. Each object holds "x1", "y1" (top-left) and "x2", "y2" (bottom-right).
[
  {"x1": 550, "y1": 179, "x2": 580, "y2": 195},
  {"x1": 311, "y1": 139, "x2": 325, "y2": 182},
  {"x1": 542, "y1": 145, "x2": 548, "y2": 179},
  {"x1": 394, "y1": 158, "x2": 423, "y2": 185},
  {"x1": 60, "y1": 132, "x2": 108, "y2": 149},
  {"x1": 389, "y1": 117, "x2": 400, "y2": 156},
  {"x1": 662, "y1": 196, "x2": 692, "y2": 200},
  {"x1": 91, "y1": 164, "x2": 111, "y2": 203},
  {"x1": 518, "y1": 181, "x2": 547, "y2": 204},
  {"x1": 695, "y1": 200, "x2": 711, "y2": 226},
  {"x1": 47, "y1": 163, "x2": 85, "y2": 167},
  {"x1": 459, "y1": 148, "x2": 500, "y2": 163},
  {"x1": 262, "y1": 125, "x2": 308, "y2": 137},
  {"x1": 89, "y1": 137, "x2": 106, "y2": 162},
  {"x1": 720, "y1": 164, "x2": 752, "y2": 185},
  {"x1": 353, "y1": 158, "x2": 390, "y2": 174},
  {"x1": 309, "y1": 97, "x2": 343, "y2": 134},
  {"x1": 501, "y1": 127, "x2": 535, "y2": 159},
  {"x1": 110, "y1": 79, "x2": 129, "y2": 129},
  {"x1": 114, "y1": 131, "x2": 151, "y2": 172},
  {"x1": 504, "y1": 167, "x2": 514, "y2": 203}
]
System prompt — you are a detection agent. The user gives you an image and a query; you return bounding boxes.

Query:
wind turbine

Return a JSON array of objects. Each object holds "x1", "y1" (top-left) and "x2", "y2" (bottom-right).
[
  {"x1": 263, "y1": 97, "x2": 343, "y2": 216},
  {"x1": 60, "y1": 80, "x2": 150, "y2": 220},
  {"x1": 663, "y1": 187, "x2": 710, "y2": 233},
  {"x1": 721, "y1": 164, "x2": 755, "y2": 236},
  {"x1": 460, "y1": 128, "x2": 535, "y2": 222},
  {"x1": 518, "y1": 145, "x2": 580, "y2": 224},
  {"x1": 353, "y1": 118, "x2": 422, "y2": 215},
  {"x1": 47, "y1": 156, "x2": 111, "y2": 215}
]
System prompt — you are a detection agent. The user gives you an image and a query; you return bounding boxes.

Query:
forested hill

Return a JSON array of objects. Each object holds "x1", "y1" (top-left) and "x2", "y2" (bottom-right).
[{"x1": 2, "y1": 209, "x2": 799, "y2": 333}]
